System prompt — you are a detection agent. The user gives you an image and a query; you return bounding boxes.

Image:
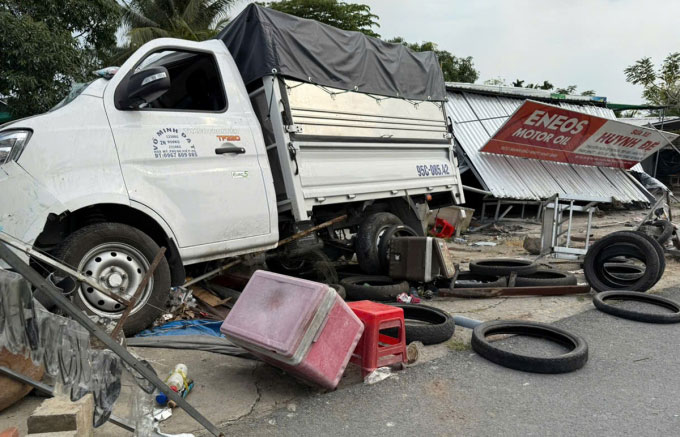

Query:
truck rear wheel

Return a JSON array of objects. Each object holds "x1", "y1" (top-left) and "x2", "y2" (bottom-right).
[
  {"x1": 356, "y1": 212, "x2": 403, "y2": 274},
  {"x1": 55, "y1": 223, "x2": 171, "y2": 336}
]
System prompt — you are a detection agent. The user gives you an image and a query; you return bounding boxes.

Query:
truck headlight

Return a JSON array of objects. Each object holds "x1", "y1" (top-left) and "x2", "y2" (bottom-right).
[{"x1": 0, "y1": 130, "x2": 31, "y2": 165}]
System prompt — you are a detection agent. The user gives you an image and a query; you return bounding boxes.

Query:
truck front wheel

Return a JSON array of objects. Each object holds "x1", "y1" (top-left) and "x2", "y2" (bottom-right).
[{"x1": 55, "y1": 223, "x2": 171, "y2": 336}]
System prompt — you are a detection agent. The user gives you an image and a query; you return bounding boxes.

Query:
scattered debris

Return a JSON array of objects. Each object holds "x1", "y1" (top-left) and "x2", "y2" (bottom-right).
[{"x1": 363, "y1": 367, "x2": 393, "y2": 385}]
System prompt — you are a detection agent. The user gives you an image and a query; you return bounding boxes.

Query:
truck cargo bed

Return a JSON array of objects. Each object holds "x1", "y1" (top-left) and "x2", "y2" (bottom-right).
[{"x1": 250, "y1": 77, "x2": 463, "y2": 221}]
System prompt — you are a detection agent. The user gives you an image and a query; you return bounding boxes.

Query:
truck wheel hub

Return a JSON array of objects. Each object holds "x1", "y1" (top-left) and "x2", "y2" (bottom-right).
[{"x1": 77, "y1": 243, "x2": 153, "y2": 316}]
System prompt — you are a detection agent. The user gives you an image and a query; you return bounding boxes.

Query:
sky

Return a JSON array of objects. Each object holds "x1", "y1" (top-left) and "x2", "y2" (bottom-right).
[{"x1": 230, "y1": 0, "x2": 679, "y2": 104}]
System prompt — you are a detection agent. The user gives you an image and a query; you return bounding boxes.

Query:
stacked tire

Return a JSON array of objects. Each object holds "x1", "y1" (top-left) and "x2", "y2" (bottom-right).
[{"x1": 584, "y1": 231, "x2": 665, "y2": 293}]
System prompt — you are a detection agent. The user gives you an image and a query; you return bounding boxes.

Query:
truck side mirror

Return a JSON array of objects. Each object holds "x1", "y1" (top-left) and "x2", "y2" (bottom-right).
[{"x1": 122, "y1": 66, "x2": 171, "y2": 109}]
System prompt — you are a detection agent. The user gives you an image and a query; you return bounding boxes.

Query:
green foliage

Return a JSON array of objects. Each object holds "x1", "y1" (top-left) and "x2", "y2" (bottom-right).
[
  {"x1": 625, "y1": 53, "x2": 680, "y2": 116},
  {"x1": 484, "y1": 77, "x2": 507, "y2": 86},
  {"x1": 389, "y1": 38, "x2": 478, "y2": 83},
  {"x1": 263, "y1": 0, "x2": 380, "y2": 37},
  {"x1": 120, "y1": 0, "x2": 236, "y2": 53},
  {"x1": 0, "y1": 0, "x2": 120, "y2": 118}
]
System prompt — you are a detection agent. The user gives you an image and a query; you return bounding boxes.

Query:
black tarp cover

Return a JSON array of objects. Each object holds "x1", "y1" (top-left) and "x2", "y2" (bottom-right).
[{"x1": 217, "y1": 4, "x2": 446, "y2": 101}]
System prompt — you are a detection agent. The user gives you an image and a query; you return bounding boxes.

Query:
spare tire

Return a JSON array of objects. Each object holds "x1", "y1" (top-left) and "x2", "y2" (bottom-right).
[
  {"x1": 471, "y1": 320, "x2": 588, "y2": 374},
  {"x1": 469, "y1": 258, "x2": 537, "y2": 277},
  {"x1": 584, "y1": 232, "x2": 660, "y2": 292},
  {"x1": 340, "y1": 275, "x2": 409, "y2": 301},
  {"x1": 356, "y1": 213, "x2": 403, "y2": 274},
  {"x1": 514, "y1": 269, "x2": 577, "y2": 287},
  {"x1": 593, "y1": 291, "x2": 680, "y2": 324},
  {"x1": 386, "y1": 303, "x2": 455, "y2": 345}
]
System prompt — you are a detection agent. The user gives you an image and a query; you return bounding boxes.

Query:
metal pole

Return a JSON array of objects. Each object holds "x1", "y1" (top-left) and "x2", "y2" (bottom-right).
[{"x1": 0, "y1": 242, "x2": 224, "y2": 437}]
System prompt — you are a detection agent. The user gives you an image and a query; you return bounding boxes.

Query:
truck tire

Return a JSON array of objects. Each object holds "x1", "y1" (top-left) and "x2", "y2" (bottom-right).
[
  {"x1": 356, "y1": 213, "x2": 403, "y2": 274},
  {"x1": 340, "y1": 275, "x2": 409, "y2": 301},
  {"x1": 471, "y1": 320, "x2": 588, "y2": 374},
  {"x1": 387, "y1": 303, "x2": 455, "y2": 345},
  {"x1": 55, "y1": 223, "x2": 171, "y2": 336}
]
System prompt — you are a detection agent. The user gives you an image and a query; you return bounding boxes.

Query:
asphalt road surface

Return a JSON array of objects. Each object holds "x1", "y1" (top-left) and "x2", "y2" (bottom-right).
[{"x1": 220, "y1": 289, "x2": 680, "y2": 437}]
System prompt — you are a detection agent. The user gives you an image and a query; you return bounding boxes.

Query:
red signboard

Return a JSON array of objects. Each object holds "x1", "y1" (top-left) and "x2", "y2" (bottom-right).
[{"x1": 480, "y1": 100, "x2": 677, "y2": 169}]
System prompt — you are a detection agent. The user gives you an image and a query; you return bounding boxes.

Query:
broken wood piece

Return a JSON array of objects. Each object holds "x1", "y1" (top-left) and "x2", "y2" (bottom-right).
[{"x1": 192, "y1": 287, "x2": 232, "y2": 307}]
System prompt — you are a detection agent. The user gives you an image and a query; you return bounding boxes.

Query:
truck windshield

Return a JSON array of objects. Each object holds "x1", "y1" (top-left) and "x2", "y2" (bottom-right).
[{"x1": 51, "y1": 81, "x2": 93, "y2": 111}]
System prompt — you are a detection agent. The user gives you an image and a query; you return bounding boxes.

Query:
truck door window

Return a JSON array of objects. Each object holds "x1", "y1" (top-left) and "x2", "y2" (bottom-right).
[{"x1": 134, "y1": 50, "x2": 227, "y2": 112}]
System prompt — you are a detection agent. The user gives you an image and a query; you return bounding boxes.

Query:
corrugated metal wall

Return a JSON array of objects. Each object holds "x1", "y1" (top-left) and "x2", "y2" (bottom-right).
[{"x1": 447, "y1": 92, "x2": 650, "y2": 203}]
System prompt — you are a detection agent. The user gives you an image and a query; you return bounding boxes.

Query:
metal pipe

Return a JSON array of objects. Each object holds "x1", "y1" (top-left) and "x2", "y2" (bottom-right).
[
  {"x1": 453, "y1": 316, "x2": 483, "y2": 329},
  {"x1": 462, "y1": 185, "x2": 493, "y2": 196}
]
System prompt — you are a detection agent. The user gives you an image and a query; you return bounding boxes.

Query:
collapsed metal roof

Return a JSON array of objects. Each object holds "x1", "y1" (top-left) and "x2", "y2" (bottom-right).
[{"x1": 446, "y1": 84, "x2": 651, "y2": 203}]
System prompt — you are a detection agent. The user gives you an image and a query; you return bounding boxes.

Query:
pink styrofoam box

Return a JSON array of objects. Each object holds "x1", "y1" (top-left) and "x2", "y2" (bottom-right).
[
  {"x1": 221, "y1": 270, "x2": 364, "y2": 389},
  {"x1": 221, "y1": 270, "x2": 329, "y2": 359}
]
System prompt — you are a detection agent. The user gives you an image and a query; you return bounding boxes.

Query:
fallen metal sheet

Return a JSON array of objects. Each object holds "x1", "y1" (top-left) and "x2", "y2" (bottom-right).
[
  {"x1": 438, "y1": 284, "x2": 591, "y2": 298},
  {"x1": 446, "y1": 87, "x2": 651, "y2": 203}
]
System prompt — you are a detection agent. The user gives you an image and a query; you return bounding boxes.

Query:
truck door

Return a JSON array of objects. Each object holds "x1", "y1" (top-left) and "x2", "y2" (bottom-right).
[{"x1": 103, "y1": 44, "x2": 272, "y2": 249}]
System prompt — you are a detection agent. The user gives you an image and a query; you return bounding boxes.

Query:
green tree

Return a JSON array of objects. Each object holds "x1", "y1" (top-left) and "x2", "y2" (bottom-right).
[
  {"x1": 263, "y1": 0, "x2": 380, "y2": 37},
  {"x1": 625, "y1": 53, "x2": 680, "y2": 116},
  {"x1": 0, "y1": 0, "x2": 120, "y2": 118},
  {"x1": 120, "y1": 0, "x2": 235, "y2": 52},
  {"x1": 389, "y1": 38, "x2": 478, "y2": 83}
]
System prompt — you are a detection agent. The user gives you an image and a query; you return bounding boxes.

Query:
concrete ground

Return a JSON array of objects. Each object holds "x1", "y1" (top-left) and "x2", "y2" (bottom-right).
[{"x1": 2, "y1": 207, "x2": 679, "y2": 435}]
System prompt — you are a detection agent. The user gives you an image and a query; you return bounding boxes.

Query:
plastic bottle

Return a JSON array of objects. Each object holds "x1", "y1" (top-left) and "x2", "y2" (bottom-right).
[{"x1": 156, "y1": 364, "x2": 188, "y2": 406}]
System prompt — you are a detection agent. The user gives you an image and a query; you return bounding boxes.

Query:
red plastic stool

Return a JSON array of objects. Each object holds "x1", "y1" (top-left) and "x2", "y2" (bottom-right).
[{"x1": 347, "y1": 300, "x2": 407, "y2": 377}]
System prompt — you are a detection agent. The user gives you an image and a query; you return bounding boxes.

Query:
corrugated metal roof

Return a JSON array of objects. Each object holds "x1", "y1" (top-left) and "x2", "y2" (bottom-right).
[
  {"x1": 447, "y1": 82, "x2": 608, "y2": 105},
  {"x1": 448, "y1": 91, "x2": 650, "y2": 203}
]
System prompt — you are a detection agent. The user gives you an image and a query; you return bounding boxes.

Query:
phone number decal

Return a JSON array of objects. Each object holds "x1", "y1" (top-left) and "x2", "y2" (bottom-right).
[{"x1": 416, "y1": 163, "x2": 451, "y2": 177}]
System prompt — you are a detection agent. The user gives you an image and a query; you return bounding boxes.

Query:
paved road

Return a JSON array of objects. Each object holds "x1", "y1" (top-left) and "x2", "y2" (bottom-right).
[{"x1": 219, "y1": 289, "x2": 680, "y2": 437}]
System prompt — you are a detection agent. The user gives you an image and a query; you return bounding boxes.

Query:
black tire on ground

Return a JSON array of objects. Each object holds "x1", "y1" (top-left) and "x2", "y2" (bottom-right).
[
  {"x1": 469, "y1": 258, "x2": 538, "y2": 277},
  {"x1": 471, "y1": 320, "x2": 588, "y2": 374},
  {"x1": 328, "y1": 283, "x2": 346, "y2": 300},
  {"x1": 514, "y1": 269, "x2": 577, "y2": 287},
  {"x1": 340, "y1": 275, "x2": 409, "y2": 301},
  {"x1": 386, "y1": 303, "x2": 455, "y2": 345},
  {"x1": 593, "y1": 291, "x2": 680, "y2": 324},
  {"x1": 378, "y1": 224, "x2": 419, "y2": 272},
  {"x1": 356, "y1": 213, "x2": 404, "y2": 274},
  {"x1": 602, "y1": 263, "x2": 644, "y2": 281},
  {"x1": 632, "y1": 230, "x2": 666, "y2": 282},
  {"x1": 583, "y1": 232, "x2": 660, "y2": 292},
  {"x1": 436, "y1": 272, "x2": 508, "y2": 289},
  {"x1": 642, "y1": 220, "x2": 674, "y2": 245},
  {"x1": 55, "y1": 223, "x2": 171, "y2": 336}
]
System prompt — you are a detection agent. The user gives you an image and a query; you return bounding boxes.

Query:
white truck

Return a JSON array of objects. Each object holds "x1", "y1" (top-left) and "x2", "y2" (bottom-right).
[{"x1": 0, "y1": 5, "x2": 463, "y2": 333}]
